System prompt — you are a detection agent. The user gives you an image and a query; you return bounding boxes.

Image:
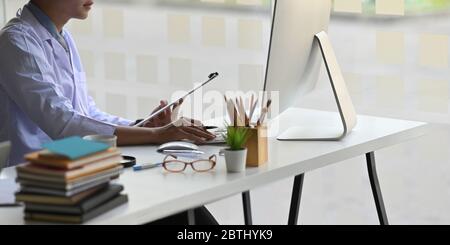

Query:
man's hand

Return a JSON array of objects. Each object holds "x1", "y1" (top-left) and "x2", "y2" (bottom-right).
[
  {"x1": 142, "y1": 100, "x2": 173, "y2": 128},
  {"x1": 115, "y1": 117, "x2": 215, "y2": 146},
  {"x1": 156, "y1": 118, "x2": 215, "y2": 144},
  {"x1": 141, "y1": 99, "x2": 203, "y2": 128}
]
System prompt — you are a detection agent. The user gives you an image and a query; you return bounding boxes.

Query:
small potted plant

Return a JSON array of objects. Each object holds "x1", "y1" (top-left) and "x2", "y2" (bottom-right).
[{"x1": 223, "y1": 126, "x2": 250, "y2": 173}]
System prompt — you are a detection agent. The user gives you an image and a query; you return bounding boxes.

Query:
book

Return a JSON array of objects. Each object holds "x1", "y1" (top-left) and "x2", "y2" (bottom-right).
[
  {"x1": 16, "y1": 184, "x2": 106, "y2": 205},
  {"x1": 25, "y1": 148, "x2": 121, "y2": 170},
  {"x1": 17, "y1": 174, "x2": 113, "y2": 191},
  {"x1": 19, "y1": 181, "x2": 110, "y2": 197},
  {"x1": 24, "y1": 194, "x2": 128, "y2": 224},
  {"x1": 17, "y1": 155, "x2": 122, "y2": 181},
  {"x1": 25, "y1": 185, "x2": 124, "y2": 215},
  {"x1": 42, "y1": 136, "x2": 110, "y2": 160},
  {"x1": 17, "y1": 165, "x2": 123, "y2": 184}
]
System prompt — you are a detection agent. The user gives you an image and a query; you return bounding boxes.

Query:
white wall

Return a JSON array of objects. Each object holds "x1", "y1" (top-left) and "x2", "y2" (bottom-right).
[
  {"x1": 0, "y1": 0, "x2": 5, "y2": 25},
  {"x1": 1, "y1": 0, "x2": 271, "y2": 121},
  {"x1": 2, "y1": 1, "x2": 448, "y2": 125},
  {"x1": 65, "y1": 1, "x2": 271, "y2": 120},
  {"x1": 4, "y1": 0, "x2": 27, "y2": 20}
]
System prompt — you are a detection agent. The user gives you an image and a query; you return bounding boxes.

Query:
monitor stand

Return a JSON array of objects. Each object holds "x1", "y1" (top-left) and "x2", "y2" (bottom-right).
[{"x1": 278, "y1": 31, "x2": 357, "y2": 141}]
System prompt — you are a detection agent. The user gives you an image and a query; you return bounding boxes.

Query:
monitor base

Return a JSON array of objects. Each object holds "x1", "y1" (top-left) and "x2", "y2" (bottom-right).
[
  {"x1": 277, "y1": 31, "x2": 357, "y2": 141},
  {"x1": 277, "y1": 126, "x2": 346, "y2": 141}
]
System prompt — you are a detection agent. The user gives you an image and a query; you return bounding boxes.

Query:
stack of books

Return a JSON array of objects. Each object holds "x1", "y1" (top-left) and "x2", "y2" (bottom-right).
[{"x1": 15, "y1": 137, "x2": 128, "y2": 224}]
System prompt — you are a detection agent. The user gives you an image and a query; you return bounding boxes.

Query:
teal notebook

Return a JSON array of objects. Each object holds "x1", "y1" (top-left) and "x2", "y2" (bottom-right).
[{"x1": 43, "y1": 137, "x2": 109, "y2": 160}]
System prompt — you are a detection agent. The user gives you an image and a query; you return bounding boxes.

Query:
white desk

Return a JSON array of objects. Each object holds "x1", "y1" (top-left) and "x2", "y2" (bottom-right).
[{"x1": 0, "y1": 108, "x2": 428, "y2": 225}]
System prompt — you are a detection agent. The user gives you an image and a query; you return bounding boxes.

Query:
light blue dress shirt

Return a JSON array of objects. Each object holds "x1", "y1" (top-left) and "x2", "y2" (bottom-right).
[{"x1": 0, "y1": 4, "x2": 133, "y2": 166}]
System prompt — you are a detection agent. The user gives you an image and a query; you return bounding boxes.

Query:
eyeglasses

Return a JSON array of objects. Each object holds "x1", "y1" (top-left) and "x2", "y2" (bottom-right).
[{"x1": 162, "y1": 154, "x2": 217, "y2": 173}]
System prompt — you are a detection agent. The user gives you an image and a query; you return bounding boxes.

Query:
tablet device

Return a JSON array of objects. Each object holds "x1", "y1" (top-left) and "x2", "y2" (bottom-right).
[{"x1": 134, "y1": 72, "x2": 219, "y2": 127}]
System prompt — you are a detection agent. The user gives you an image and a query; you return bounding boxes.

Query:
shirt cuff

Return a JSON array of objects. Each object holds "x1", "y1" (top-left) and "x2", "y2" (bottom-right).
[
  {"x1": 62, "y1": 115, "x2": 117, "y2": 137},
  {"x1": 116, "y1": 118, "x2": 134, "y2": 127}
]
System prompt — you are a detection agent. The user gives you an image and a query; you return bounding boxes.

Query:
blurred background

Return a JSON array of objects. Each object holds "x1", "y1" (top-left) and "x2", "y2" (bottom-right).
[{"x1": 1, "y1": 0, "x2": 449, "y2": 224}]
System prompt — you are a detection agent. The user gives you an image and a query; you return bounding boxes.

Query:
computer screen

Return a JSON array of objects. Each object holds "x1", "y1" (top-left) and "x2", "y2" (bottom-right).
[{"x1": 264, "y1": 0, "x2": 332, "y2": 113}]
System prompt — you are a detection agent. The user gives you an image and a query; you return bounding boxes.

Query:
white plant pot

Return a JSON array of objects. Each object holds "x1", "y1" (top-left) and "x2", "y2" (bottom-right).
[{"x1": 224, "y1": 148, "x2": 247, "y2": 173}]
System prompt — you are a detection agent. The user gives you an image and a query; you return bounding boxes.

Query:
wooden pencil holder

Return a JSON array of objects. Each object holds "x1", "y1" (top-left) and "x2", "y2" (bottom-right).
[{"x1": 244, "y1": 126, "x2": 268, "y2": 167}]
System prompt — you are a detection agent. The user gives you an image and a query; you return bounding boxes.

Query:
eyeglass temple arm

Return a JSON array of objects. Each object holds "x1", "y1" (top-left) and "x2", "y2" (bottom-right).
[{"x1": 164, "y1": 154, "x2": 178, "y2": 161}]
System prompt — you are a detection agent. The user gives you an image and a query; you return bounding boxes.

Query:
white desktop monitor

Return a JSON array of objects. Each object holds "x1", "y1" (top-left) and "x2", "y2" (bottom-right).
[{"x1": 264, "y1": 0, "x2": 356, "y2": 141}]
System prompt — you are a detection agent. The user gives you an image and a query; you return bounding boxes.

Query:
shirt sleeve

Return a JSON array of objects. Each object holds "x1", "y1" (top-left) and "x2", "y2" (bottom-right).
[
  {"x1": 0, "y1": 30, "x2": 117, "y2": 139},
  {"x1": 87, "y1": 96, "x2": 134, "y2": 126}
]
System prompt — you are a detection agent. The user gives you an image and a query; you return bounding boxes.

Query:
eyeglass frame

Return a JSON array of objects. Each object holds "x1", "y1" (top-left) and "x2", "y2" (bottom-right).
[{"x1": 162, "y1": 154, "x2": 217, "y2": 173}]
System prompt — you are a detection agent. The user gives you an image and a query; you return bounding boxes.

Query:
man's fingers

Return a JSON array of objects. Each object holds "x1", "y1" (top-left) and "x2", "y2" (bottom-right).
[
  {"x1": 173, "y1": 118, "x2": 215, "y2": 139},
  {"x1": 151, "y1": 102, "x2": 164, "y2": 114},
  {"x1": 182, "y1": 126, "x2": 216, "y2": 140},
  {"x1": 157, "y1": 100, "x2": 166, "y2": 119},
  {"x1": 150, "y1": 100, "x2": 170, "y2": 125},
  {"x1": 178, "y1": 129, "x2": 207, "y2": 144},
  {"x1": 152, "y1": 117, "x2": 161, "y2": 127},
  {"x1": 162, "y1": 100, "x2": 170, "y2": 116}
]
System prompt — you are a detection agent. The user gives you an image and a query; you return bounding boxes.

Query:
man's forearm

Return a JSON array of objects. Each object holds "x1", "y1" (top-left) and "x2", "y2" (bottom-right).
[{"x1": 114, "y1": 126, "x2": 158, "y2": 146}]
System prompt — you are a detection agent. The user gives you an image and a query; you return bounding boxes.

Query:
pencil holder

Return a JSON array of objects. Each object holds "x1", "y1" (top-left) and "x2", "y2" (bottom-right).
[{"x1": 244, "y1": 126, "x2": 268, "y2": 167}]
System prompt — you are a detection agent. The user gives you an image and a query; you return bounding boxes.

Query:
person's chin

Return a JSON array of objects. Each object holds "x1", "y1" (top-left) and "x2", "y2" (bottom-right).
[{"x1": 75, "y1": 11, "x2": 90, "y2": 20}]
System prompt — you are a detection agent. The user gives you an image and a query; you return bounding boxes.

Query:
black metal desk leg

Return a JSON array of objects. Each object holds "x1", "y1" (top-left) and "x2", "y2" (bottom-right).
[
  {"x1": 242, "y1": 191, "x2": 253, "y2": 225},
  {"x1": 366, "y1": 152, "x2": 389, "y2": 225},
  {"x1": 288, "y1": 174, "x2": 305, "y2": 225},
  {"x1": 187, "y1": 209, "x2": 196, "y2": 225}
]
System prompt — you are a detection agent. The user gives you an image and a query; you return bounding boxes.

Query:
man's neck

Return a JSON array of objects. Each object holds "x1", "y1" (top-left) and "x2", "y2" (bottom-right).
[{"x1": 30, "y1": 1, "x2": 68, "y2": 32}]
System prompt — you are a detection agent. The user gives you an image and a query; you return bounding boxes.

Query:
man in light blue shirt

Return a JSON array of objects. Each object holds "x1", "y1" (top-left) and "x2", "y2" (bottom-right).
[{"x1": 0, "y1": 0, "x2": 214, "y2": 166}]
